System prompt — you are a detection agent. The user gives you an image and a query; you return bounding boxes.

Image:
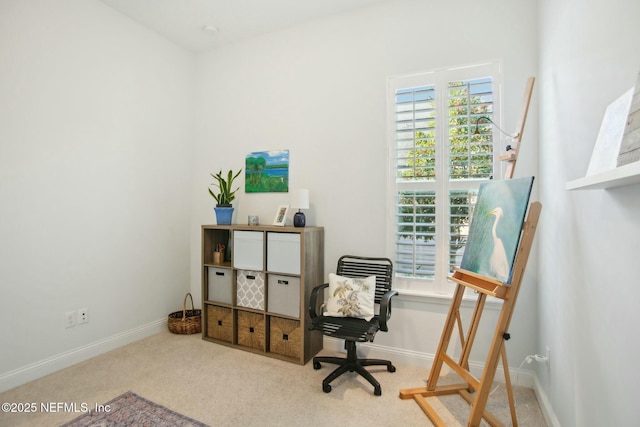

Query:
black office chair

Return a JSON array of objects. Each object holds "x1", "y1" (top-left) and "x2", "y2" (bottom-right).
[{"x1": 309, "y1": 255, "x2": 397, "y2": 396}]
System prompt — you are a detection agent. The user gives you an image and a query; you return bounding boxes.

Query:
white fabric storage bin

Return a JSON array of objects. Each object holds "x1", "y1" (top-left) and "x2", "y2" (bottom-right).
[
  {"x1": 267, "y1": 275, "x2": 301, "y2": 318},
  {"x1": 236, "y1": 270, "x2": 265, "y2": 310},
  {"x1": 207, "y1": 267, "x2": 233, "y2": 304},
  {"x1": 266, "y1": 232, "x2": 300, "y2": 274},
  {"x1": 233, "y1": 231, "x2": 264, "y2": 270}
]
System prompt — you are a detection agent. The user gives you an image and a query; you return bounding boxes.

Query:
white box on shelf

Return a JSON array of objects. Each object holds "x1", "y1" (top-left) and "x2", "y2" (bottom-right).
[
  {"x1": 267, "y1": 275, "x2": 301, "y2": 318},
  {"x1": 233, "y1": 231, "x2": 264, "y2": 270},
  {"x1": 207, "y1": 267, "x2": 233, "y2": 304},
  {"x1": 267, "y1": 232, "x2": 300, "y2": 274}
]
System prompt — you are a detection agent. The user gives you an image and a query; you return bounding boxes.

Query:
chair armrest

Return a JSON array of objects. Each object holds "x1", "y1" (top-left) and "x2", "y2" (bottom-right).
[
  {"x1": 378, "y1": 290, "x2": 398, "y2": 332},
  {"x1": 309, "y1": 282, "x2": 329, "y2": 320}
]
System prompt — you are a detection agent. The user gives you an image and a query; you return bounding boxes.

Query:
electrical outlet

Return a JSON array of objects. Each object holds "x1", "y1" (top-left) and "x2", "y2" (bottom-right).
[
  {"x1": 78, "y1": 308, "x2": 89, "y2": 324},
  {"x1": 546, "y1": 346, "x2": 551, "y2": 370},
  {"x1": 65, "y1": 311, "x2": 76, "y2": 328}
]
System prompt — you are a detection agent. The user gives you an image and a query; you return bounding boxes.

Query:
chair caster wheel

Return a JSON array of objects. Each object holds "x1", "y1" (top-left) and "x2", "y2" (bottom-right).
[
  {"x1": 388, "y1": 364, "x2": 396, "y2": 373},
  {"x1": 323, "y1": 384, "x2": 332, "y2": 393},
  {"x1": 374, "y1": 386, "x2": 382, "y2": 396},
  {"x1": 313, "y1": 362, "x2": 321, "y2": 370}
]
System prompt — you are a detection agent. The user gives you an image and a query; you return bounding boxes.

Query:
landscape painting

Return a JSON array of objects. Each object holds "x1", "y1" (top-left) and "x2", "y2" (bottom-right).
[
  {"x1": 460, "y1": 176, "x2": 534, "y2": 284},
  {"x1": 245, "y1": 150, "x2": 289, "y2": 193}
]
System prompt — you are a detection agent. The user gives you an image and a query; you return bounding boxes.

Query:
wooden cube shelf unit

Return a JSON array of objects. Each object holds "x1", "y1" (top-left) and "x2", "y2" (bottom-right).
[{"x1": 201, "y1": 225, "x2": 324, "y2": 364}]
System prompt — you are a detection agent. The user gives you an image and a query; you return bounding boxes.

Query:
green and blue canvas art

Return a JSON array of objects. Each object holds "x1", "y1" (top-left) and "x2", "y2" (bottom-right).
[
  {"x1": 245, "y1": 150, "x2": 289, "y2": 193},
  {"x1": 460, "y1": 176, "x2": 534, "y2": 284}
]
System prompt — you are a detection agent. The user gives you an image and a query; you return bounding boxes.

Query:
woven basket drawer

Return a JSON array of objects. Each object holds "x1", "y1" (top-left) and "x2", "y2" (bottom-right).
[
  {"x1": 206, "y1": 305, "x2": 232, "y2": 343},
  {"x1": 237, "y1": 310, "x2": 265, "y2": 350},
  {"x1": 269, "y1": 317, "x2": 302, "y2": 360}
]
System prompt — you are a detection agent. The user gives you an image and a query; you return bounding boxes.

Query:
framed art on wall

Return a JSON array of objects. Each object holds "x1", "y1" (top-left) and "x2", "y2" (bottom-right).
[
  {"x1": 245, "y1": 150, "x2": 289, "y2": 193},
  {"x1": 587, "y1": 88, "x2": 633, "y2": 175},
  {"x1": 617, "y1": 69, "x2": 640, "y2": 167}
]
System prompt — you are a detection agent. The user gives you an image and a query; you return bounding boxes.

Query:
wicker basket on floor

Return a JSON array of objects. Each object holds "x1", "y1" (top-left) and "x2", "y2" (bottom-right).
[{"x1": 168, "y1": 293, "x2": 202, "y2": 335}]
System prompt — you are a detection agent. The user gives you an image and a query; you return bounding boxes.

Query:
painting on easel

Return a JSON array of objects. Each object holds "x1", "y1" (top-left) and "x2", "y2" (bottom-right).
[{"x1": 460, "y1": 176, "x2": 534, "y2": 284}]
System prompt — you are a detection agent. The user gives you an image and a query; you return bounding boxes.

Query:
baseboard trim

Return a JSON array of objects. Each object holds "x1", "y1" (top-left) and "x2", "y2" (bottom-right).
[
  {"x1": 532, "y1": 375, "x2": 561, "y2": 427},
  {"x1": 322, "y1": 337, "x2": 536, "y2": 388},
  {"x1": 0, "y1": 319, "x2": 166, "y2": 393}
]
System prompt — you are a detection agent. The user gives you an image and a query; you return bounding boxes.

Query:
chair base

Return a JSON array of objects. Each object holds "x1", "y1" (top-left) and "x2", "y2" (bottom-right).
[{"x1": 313, "y1": 340, "x2": 396, "y2": 396}]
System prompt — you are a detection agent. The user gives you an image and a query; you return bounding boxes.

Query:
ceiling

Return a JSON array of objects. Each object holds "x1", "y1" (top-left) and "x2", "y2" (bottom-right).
[{"x1": 99, "y1": 0, "x2": 395, "y2": 52}]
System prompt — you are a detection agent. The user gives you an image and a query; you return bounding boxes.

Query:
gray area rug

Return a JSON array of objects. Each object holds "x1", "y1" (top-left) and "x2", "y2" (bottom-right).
[{"x1": 59, "y1": 391, "x2": 209, "y2": 427}]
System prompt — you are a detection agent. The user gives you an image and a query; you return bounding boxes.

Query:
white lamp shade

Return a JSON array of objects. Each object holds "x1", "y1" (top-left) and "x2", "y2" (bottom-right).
[{"x1": 291, "y1": 189, "x2": 309, "y2": 209}]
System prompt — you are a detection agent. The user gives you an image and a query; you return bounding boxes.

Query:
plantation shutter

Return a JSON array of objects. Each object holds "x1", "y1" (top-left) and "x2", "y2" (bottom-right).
[
  {"x1": 395, "y1": 85, "x2": 437, "y2": 181},
  {"x1": 391, "y1": 68, "x2": 497, "y2": 286},
  {"x1": 395, "y1": 190, "x2": 436, "y2": 278},
  {"x1": 448, "y1": 190, "x2": 478, "y2": 274},
  {"x1": 448, "y1": 78, "x2": 495, "y2": 180}
]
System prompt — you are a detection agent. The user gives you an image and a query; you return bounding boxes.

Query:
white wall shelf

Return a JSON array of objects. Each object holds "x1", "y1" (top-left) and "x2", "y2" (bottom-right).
[{"x1": 566, "y1": 161, "x2": 640, "y2": 190}]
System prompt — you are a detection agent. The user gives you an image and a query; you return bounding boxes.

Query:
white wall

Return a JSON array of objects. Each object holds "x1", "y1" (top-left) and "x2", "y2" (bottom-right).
[
  {"x1": 191, "y1": 0, "x2": 539, "y2": 371},
  {"x1": 0, "y1": 0, "x2": 195, "y2": 391},
  {"x1": 538, "y1": 0, "x2": 640, "y2": 425}
]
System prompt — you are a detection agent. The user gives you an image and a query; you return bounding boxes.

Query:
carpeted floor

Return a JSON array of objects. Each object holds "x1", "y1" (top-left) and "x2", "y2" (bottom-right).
[{"x1": 0, "y1": 330, "x2": 547, "y2": 426}]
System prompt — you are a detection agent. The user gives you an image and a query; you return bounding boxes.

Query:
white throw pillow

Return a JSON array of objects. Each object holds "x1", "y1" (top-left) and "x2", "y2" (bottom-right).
[{"x1": 324, "y1": 273, "x2": 376, "y2": 321}]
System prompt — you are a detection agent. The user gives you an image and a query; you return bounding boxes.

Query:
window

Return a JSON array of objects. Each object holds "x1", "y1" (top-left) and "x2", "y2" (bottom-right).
[{"x1": 387, "y1": 62, "x2": 503, "y2": 295}]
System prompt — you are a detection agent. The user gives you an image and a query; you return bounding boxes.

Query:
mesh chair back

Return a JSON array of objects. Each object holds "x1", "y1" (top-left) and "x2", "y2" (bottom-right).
[{"x1": 336, "y1": 256, "x2": 393, "y2": 304}]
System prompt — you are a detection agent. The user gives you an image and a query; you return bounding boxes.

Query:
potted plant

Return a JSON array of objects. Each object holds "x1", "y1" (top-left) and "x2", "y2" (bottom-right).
[{"x1": 209, "y1": 169, "x2": 242, "y2": 225}]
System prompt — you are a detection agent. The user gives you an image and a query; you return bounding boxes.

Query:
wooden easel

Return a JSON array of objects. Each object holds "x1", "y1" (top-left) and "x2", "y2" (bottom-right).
[
  {"x1": 399, "y1": 78, "x2": 538, "y2": 426},
  {"x1": 399, "y1": 201, "x2": 541, "y2": 426},
  {"x1": 499, "y1": 77, "x2": 535, "y2": 179}
]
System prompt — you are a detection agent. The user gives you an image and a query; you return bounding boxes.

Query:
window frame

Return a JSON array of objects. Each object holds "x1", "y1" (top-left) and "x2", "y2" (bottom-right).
[{"x1": 386, "y1": 61, "x2": 505, "y2": 296}]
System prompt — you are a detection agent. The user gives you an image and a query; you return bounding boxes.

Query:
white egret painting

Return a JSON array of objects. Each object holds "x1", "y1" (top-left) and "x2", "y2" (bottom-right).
[{"x1": 460, "y1": 176, "x2": 534, "y2": 284}]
